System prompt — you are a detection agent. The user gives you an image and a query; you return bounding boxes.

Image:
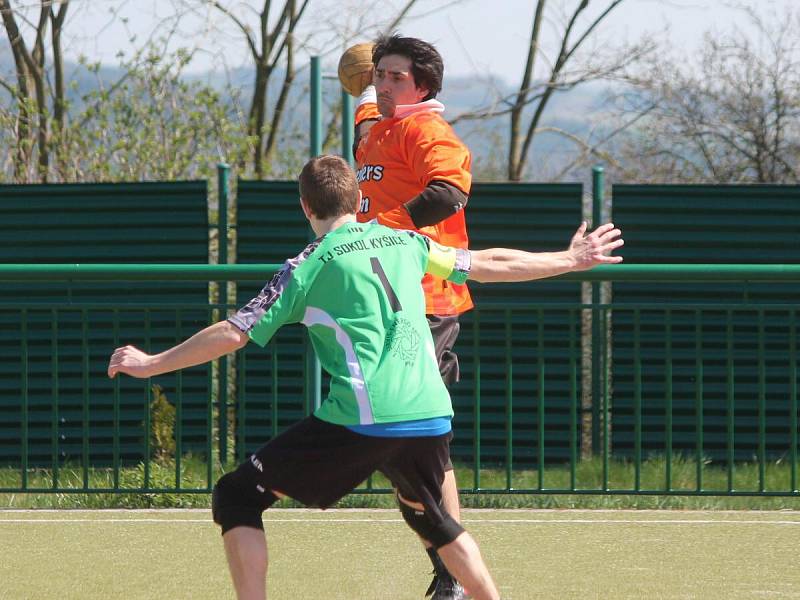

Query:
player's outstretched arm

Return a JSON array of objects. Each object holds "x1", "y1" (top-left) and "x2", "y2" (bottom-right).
[
  {"x1": 107, "y1": 320, "x2": 249, "y2": 379},
  {"x1": 468, "y1": 222, "x2": 623, "y2": 283}
]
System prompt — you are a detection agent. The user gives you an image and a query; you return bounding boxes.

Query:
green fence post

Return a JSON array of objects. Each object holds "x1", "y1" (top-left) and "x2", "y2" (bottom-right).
[
  {"x1": 175, "y1": 313, "x2": 183, "y2": 489},
  {"x1": 695, "y1": 310, "x2": 704, "y2": 492},
  {"x1": 206, "y1": 304, "x2": 214, "y2": 489},
  {"x1": 634, "y1": 309, "x2": 642, "y2": 490},
  {"x1": 726, "y1": 311, "x2": 735, "y2": 491},
  {"x1": 342, "y1": 91, "x2": 354, "y2": 166},
  {"x1": 665, "y1": 309, "x2": 673, "y2": 491},
  {"x1": 791, "y1": 312, "x2": 797, "y2": 492},
  {"x1": 569, "y1": 310, "x2": 577, "y2": 490},
  {"x1": 21, "y1": 310, "x2": 28, "y2": 491},
  {"x1": 473, "y1": 310, "x2": 482, "y2": 490},
  {"x1": 217, "y1": 163, "x2": 230, "y2": 465},
  {"x1": 52, "y1": 313, "x2": 60, "y2": 489},
  {"x1": 112, "y1": 312, "x2": 119, "y2": 490},
  {"x1": 758, "y1": 309, "x2": 766, "y2": 492},
  {"x1": 537, "y1": 310, "x2": 545, "y2": 490},
  {"x1": 82, "y1": 310, "x2": 90, "y2": 490},
  {"x1": 143, "y1": 311, "x2": 151, "y2": 490},
  {"x1": 591, "y1": 166, "x2": 604, "y2": 455},
  {"x1": 308, "y1": 57, "x2": 323, "y2": 412},
  {"x1": 311, "y1": 57, "x2": 323, "y2": 156},
  {"x1": 505, "y1": 312, "x2": 513, "y2": 491}
]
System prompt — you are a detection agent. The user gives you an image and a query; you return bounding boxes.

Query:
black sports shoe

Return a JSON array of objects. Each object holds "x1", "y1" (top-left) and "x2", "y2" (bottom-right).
[{"x1": 425, "y1": 572, "x2": 469, "y2": 600}]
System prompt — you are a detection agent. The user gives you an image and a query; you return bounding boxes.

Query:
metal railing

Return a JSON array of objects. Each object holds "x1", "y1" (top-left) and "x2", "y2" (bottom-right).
[{"x1": 1, "y1": 264, "x2": 798, "y2": 496}]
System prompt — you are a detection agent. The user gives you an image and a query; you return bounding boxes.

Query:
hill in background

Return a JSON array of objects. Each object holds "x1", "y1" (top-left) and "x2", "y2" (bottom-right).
[{"x1": 0, "y1": 50, "x2": 615, "y2": 182}]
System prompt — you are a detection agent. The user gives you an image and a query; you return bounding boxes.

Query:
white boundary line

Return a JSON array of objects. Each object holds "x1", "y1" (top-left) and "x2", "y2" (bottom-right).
[
  {"x1": 1, "y1": 518, "x2": 800, "y2": 525},
  {"x1": 1, "y1": 508, "x2": 799, "y2": 515},
  {"x1": 1, "y1": 508, "x2": 799, "y2": 526}
]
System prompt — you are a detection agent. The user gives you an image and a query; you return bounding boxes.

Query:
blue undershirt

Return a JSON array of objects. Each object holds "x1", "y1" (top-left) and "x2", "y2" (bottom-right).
[{"x1": 347, "y1": 416, "x2": 452, "y2": 437}]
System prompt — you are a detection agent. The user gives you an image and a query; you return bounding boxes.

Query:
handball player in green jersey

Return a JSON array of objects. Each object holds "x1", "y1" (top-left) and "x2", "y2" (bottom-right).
[{"x1": 108, "y1": 155, "x2": 623, "y2": 600}]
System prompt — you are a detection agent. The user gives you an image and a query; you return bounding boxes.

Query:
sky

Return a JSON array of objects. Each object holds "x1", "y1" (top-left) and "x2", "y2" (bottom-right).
[
  {"x1": 4, "y1": 0, "x2": 796, "y2": 84},
  {"x1": 392, "y1": 0, "x2": 793, "y2": 81}
]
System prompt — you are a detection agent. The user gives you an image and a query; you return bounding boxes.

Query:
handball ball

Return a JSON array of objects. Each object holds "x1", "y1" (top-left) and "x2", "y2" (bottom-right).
[{"x1": 338, "y1": 42, "x2": 375, "y2": 96}]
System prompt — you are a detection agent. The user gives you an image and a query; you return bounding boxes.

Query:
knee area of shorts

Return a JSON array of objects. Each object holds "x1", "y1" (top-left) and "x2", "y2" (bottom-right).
[
  {"x1": 398, "y1": 497, "x2": 464, "y2": 549},
  {"x1": 212, "y1": 471, "x2": 276, "y2": 535}
]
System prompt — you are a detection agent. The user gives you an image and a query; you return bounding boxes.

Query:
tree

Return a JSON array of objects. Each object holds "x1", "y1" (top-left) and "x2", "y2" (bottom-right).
[
  {"x1": 613, "y1": 4, "x2": 800, "y2": 184},
  {"x1": 58, "y1": 43, "x2": 251, "y2": 182},
  {"x1": 0, "y1": 3, "x2": 252, "y2": 183},
  {"x1": 193, "y1": 0, "x2": 309, "y2": 177},
  {"x1": 452, "y1": 0, "x2": 655, "y2": 182},
  {"x1": 173, "y1": 0, "x2": 435, "y2": 178},
  {"x1": 0, "y1": 0, "x2": 68, "y2": 182}
]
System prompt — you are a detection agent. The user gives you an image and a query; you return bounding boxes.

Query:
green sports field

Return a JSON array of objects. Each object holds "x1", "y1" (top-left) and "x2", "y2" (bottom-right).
[{"x1": 1, "y1": 509, "x2": 799, "y2": 599}]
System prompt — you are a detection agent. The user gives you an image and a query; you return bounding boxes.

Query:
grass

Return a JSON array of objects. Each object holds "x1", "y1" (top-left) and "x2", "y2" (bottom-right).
[
  {"x1": 2, "y1": 509, "x2": 800, "y2": 599},
  {"x1": 1, "y1": 454, "x2": 799, "y2": 510}
]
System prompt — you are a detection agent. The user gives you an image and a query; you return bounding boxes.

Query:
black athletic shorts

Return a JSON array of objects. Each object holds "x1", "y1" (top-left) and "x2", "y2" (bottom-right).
[
  {"x1": 427, "y1": 314, "x2": 461, "y2": 386},
  {"x1": 229, "y1": 416, "x2": 453, "y2": 521}
]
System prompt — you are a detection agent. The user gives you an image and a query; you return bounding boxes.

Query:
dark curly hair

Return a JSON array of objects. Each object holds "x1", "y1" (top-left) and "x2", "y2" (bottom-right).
[{"x1": 372, "y1": 34, "x2": 443, "y2": 100}]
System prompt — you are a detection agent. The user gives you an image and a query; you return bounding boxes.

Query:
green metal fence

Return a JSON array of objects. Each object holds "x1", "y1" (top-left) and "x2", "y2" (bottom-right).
[
  {"x1": 610, "y1": 184, "x2": 800, "y2": 480},
  {"x1": 1, "y1": 264, "x2": 798, "y2": 496},
  {"x1": 234, "y1": 179, "x2": 586, "y2": 473},
  {"x1": 0, "y1": 181, "x2": 212, "y2": 472}
]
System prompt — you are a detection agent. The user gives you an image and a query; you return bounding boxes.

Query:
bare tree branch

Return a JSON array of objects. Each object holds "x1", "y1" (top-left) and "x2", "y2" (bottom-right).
[
  {"x1": 209, "y1": 0, "x2": 259, "y2": 58},
  {"x1": 542, "y1": 105, "x2": 655, "y2": 180},
  {"x1": 264, "y1": 0, "x2": 297, "y2": 165},
  {"x1": 507, "y1": 0, "x2": 547, "y2": 180},
  {"x1": 50, "y1": 1, "x2": 67, "y2": 176},
  {"x1": 514, "y1": 0, "x2": 629, "y2": 180},
  {"x1": 615, "y1": 4, "x2": 800, "y2": 184},
  {"x1": 382, "y1": 0, "x2": 417, "y2": 35},
  {"x1": 0, "y1": 75, "x2": 16, "y2": 95}
]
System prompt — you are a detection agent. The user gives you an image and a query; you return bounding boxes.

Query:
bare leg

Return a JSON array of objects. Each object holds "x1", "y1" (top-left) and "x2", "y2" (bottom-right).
[
  {"x1": 222, "y1": 526, "x2": 269, "y2": 600},
  {"x1": 441, "y1": 468, "x2": 461, "y2": 523},
  {"x1": 400, "y1": 492, "x2": 491, "y2": 599},
  {"x1": 437, "y1": 532, "x2": 500, "y2": 600}
]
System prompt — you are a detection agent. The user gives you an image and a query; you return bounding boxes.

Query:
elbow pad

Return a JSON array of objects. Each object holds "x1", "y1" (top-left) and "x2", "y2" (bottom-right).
[{"x1": 404, "y1": 181, "x2": 468, "y2": 229}]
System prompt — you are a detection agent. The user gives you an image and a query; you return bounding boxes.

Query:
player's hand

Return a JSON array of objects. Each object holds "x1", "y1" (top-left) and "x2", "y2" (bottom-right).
[
  {"x1": 108, "y1": 345, "x2": 156, "y2": 379},
  {"x1": 568, "y1": 222, "x2": 624, "y2": 271}
]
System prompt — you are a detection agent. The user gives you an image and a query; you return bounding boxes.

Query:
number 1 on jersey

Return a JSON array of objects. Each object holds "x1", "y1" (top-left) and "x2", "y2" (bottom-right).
[{"x1": 370, "y1": 257, "x2": 403, "y2": 313}]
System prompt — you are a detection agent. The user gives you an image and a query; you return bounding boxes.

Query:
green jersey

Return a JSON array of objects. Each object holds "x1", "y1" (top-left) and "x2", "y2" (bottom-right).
[{"x1": 228, "y1": 221, "x2": 471, "y2": 426}]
